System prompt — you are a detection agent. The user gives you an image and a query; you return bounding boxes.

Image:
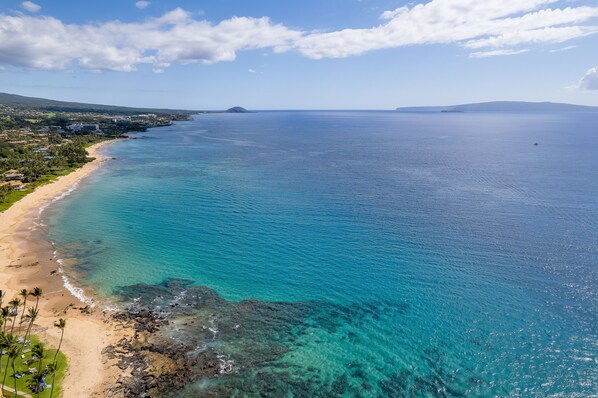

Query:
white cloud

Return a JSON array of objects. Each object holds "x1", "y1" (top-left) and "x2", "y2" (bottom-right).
[
  {"x1": 294, "y1": 0, "x2": 598, "y2": 59},
  {"x1": 0, "y1": 1, "x2": 597, "y2": 73},
  {"x1": 0, "y1": 8, "x2": 301, "y2": 72},
  {"x1": 469, "y1": 49, "x2": 529, "y2": 58},
  {"x1": 135, "y1": 1, "x2": 150, "y2": 10},
  {"x1": 21, "y1": 1, "x2": 41, "y2": 13},
  {"x1": 248, "y1": 68, "x2": 257, "y2": 73},
  {"x1": 577, "y1": 67, "x2": 598, "y2": 90}
]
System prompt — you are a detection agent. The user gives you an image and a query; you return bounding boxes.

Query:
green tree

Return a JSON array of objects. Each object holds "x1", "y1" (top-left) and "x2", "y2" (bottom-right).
[
  {"x1": 24, "y1": 307, "x2": 39, "y2": 342},
  {"x1": 0, "y1": 332, "x2": 16, "y2": 390},
  {"x1": 18, "y1": 289, "x2": 29, "y2": 333},
  {"x1": 8, "y1": 343, "x2": 20, "y2": 397},
  {"x1": 52, "y1": 319, "x2": 66, "y2": 364},
  {"x1": 1, "y1": 307, "x2": 9, "y2": 334},
  {"x1": 50, "y1": 319, "x2": 66, "y2": 398},
  {"x1": 1, "y1": 335, "x2": 18, "y2": 393},
  {"x1": 31, "y1": 287, "x2": 42, "y2": 313},
  {"x1": 29, "y1": 368, "x2": 46, "y2": 397},
  {"x1": 8, "y1": 298, "x2": 20, "y2": 335},
  {"x1": 0, "y1": 184, "x2": 10, "y2": 202},
  {"x1": 23, "y1": 153, "x2": 48, "y2": 182},
  {"x1": 48, "y1": 133, "x2": 62, "y2": 145},
  {"x1": 54, "y1": 142, "x2": 87, "y2": 166},
  {"x1": 32, "y1": 343, "x2": 45, "y2": 373},
  {"x1": 48, "y1": 155, "x2": 68, "y2": 171},
  {"x1": 47, "y1": 362, "x2": 58, "y2": 398}
]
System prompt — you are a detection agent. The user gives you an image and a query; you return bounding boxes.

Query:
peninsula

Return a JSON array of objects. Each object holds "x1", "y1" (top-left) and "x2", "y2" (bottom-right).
[{"x1": 396, "y1": 101, "x2": 598, "y2": 113}]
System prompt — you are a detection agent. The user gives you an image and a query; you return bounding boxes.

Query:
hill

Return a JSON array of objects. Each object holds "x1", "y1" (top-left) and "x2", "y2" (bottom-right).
[
  {"x1": 396, "y1": 101, "x2": 598, "y2": 113},
  {"x1": 225, "y1": 106, "x2": 251, "y2": 113},
  {"x1": 0, "y1": 92, "x2": 195, "y2": 115}
]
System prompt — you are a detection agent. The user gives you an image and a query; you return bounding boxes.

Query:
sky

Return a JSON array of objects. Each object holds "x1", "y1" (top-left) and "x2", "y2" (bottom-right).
[{"x1": 0, "y1": 0, "x2": 597, "y2": 110}]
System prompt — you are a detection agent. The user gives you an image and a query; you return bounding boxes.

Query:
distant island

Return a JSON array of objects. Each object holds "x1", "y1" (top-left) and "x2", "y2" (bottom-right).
[
  {"x1": 396, "y1": 101, "x2": 598, "y2": 113},
  {"x1": 225, "y1": 106, "x2": 251, "y2": 113}
]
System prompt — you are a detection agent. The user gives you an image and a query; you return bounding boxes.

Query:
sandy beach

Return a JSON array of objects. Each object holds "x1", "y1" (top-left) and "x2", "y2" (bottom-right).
[{"x1": 0, "y1": 139, "x2": 128, "y2": 397}]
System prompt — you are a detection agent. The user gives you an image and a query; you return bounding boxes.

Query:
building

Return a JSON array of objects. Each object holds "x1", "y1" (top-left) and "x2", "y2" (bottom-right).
[
  {"x1": 66, "y1": 123, "x2": 101, "y2": 133},
  {"x1": 0, "y1": 180, "x2": 25, "y2": 190},
  {"x1": 2, "y1": 169, "x2": 25, "y2": 181}
]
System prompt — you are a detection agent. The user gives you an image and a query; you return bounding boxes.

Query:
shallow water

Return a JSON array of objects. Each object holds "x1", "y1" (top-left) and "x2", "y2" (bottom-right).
[{"x1": 47, "y1": 111, "x2": 598, "y2": 396}]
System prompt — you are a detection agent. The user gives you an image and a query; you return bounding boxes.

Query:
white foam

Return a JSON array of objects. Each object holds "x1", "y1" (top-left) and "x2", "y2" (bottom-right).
[
  {"x1": 60, "y1": 273, "x2": 96, "y2": 308},
  {"x1": 217, "y1": 354, "x2": 235, "y2": 374},
  {"x1": 55, "y1": 255, "x2": 96, "y2": 308},
  {"x1": 38, "y1": 181, "x2": 80, "y2": 216},
  {"x1": 208, "y1": 318, "x2": 219, "y2": 339}
]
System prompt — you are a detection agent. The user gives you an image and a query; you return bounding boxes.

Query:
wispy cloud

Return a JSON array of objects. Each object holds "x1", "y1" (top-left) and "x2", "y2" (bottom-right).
[
  {"x1": 21, "y1": 1, "x2": 41, "y2": 13},
  {"x1": 0, "y1": 0, "x2": 597, "y2": 73},
  {"x1": 549, "y1": 45, "x2": 576, "y2": 52},
  {"x1": 576, "y1": 67, "x2": 598, "y2": 90},
  {"x1": 469, "y1": 49, "x2": 529, "y2": 58},
  {"x1": 135, "y1": 1, "x2": 151, "y2": 10}
]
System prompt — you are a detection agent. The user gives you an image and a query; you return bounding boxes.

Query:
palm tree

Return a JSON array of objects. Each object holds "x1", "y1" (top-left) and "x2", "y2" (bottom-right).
[
  {"x1": 1, "y1": 307, "x2": 9, "y2": 334},
  {"x1": 0, "y1": 334, "x2": 18, "y2": 391},
  {"x1": 47, "y1": 362, "x2": 58, "y2": 398},
  {"x1": 17, "y1": 306, "x2": 34, "y2": 353},
  {"x1": 29, "y1": 369, "x2": 46, "y2": 397},
  {"x1": 0, "y1": 335, "x2": 13, "y2": 392},
  {"x1": 8, "y1": 298, "x2": 21, "y2": 334},
  {"x1": 0, "y1": 332, "x2": 13, "y2": 390},
  {"x1": 52, "y1": 319, "x2": 66, "y2": 364},
  {"x1": 18, "y1": 289, "x2": 29, "y2": 333},
  {"x1": 31, "y1": 287, "x2": 43, "y2": 313},
  {"x1": 0, "y1": 289, "x2": 5, "y2": 309},
  {"x1": 32, "y1": 343, "x2": 45, "y2": 373},
  {"x1": 24, "y1": 307, "x2": 39, "y2": 342},
  {"x1": 29, "y1": 344, "x2": 46, "y2": 397},
  {"x1": 8, "y1": 344, "x2": 20, "y2": 398}
]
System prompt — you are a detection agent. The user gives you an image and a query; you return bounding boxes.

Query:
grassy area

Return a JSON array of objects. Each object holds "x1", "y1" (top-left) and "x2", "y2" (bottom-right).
[
  {"x1": 0, "y1": 163, "x2": 93, "y2": 212},
  {"x1": 0, "y1": 335, "x2": 67, "y2": 398}
]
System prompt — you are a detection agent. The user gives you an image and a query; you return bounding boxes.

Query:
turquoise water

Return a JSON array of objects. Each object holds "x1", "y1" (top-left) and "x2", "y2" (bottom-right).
[{"x1": 48, "y1": 111, "x2": 597, "y2": 396}]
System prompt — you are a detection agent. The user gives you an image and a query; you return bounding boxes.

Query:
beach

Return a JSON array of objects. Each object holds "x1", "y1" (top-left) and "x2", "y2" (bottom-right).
[{"x1": 0, "y1": 139, "x2": 127, "y2": 397}]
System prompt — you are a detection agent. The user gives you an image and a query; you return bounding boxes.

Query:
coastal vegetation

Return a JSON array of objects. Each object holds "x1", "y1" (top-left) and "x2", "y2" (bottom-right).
[
  {"x1": 0, "y1": 288, "x2": 67, "y2": 398},
  {"x1": 0, "y1": 100, "x2": 190, "y2": 212}
]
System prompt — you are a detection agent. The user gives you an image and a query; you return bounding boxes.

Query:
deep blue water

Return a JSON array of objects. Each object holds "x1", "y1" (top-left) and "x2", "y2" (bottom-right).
[{"x1": 47, "y1": 111, "x2": 597, "y2": 396}]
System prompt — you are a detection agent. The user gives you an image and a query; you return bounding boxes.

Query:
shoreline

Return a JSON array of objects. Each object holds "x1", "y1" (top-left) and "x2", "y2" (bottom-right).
[{"x1": 0, "y1": 139, "x2": 132, "y2": 397}]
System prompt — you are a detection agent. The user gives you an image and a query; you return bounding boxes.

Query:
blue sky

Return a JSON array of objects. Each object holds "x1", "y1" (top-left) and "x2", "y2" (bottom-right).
[{"x1": 1, "y1": 0, "x2": 597, "y2": 110}]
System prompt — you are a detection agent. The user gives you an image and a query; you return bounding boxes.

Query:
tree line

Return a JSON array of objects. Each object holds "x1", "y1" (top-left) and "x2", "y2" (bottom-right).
[{"x1": 0, "y1": 288, "x2": 66, "y2": 397}]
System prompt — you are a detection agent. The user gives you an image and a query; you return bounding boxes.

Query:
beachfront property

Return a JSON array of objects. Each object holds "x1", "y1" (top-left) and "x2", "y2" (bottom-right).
[
  {"x1": 0, "y1": 179, "x2": 25, "y2": 190},
  {"x1": 2, "y1": 169, "x2": 25, "y2": 181},
  {"x1": 66, "y1": 123, "x2": 101, "y2": 133}
]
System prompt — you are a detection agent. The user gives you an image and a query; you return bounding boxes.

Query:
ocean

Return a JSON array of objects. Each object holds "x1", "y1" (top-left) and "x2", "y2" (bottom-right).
[{"x1": 46, "y1": 111, "x2": 597, "y2": 396}]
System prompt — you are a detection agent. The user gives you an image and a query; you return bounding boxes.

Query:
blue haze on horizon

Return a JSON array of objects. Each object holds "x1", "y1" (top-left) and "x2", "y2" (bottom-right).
[{"x1": 0, "y1": 0, "x2": 598, "y2": 109}]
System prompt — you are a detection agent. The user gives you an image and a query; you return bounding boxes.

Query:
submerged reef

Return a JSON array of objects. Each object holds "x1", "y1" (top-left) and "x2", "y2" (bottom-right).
[{"x1": 104, "y1": 279, "x2": 466, "y2": 397}]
